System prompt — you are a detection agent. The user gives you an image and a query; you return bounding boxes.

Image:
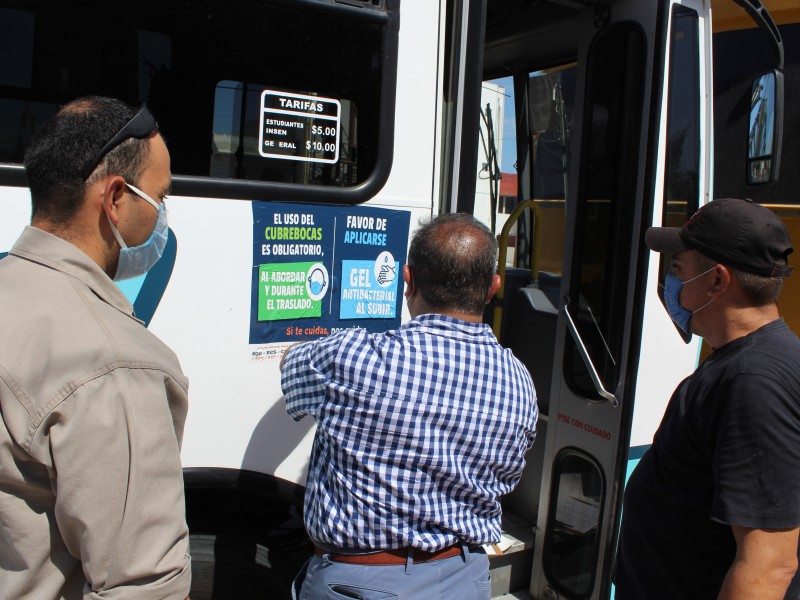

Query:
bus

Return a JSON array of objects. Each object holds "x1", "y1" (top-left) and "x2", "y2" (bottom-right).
[{"x1": 0, "y1": 1, "x2": 795, "y2": 598}]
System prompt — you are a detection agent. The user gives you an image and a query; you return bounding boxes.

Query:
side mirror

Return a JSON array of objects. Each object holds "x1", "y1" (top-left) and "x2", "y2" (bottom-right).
[{"x1": 747, "y1": 70, "x2": 784, "y2": 185}]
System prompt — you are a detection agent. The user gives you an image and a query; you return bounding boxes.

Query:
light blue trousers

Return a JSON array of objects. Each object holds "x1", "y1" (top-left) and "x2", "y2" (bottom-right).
[{"x1": 292, "y1": 546, "x2": 491, "y2": 600}]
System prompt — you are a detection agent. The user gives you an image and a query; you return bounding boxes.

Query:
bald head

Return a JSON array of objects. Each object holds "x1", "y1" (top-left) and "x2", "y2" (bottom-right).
[{"x1": 407, "y1": 213, "x2": 498, "y2": 316}]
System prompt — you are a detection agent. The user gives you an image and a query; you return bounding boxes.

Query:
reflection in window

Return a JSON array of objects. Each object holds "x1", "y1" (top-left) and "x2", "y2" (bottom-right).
[
  {"x1": 747, "y1": 71, "x2": 780, "y2": 184},
  {"x1": 474, "y1": 79, "x2": 509, "y2": 237},
  {"x1": 0, "y1": 8, "x2": 34, "y2": 89},
  {"x1": 137, "y1": 30, "x2": 171, "y2": 102},
  {"x1": 0, "y1": 1, "x2": 386, "y2": 189},
  {"x1": 530, "y1": 68, "x2": 575, "y2": 202},
  {"x1": 545, "y1": 451, "x2": 604, "y2": 599},
  {"x1": 657, "y1": 6, "x2": 700, "y2": 343},
  {"x1": 749, "y1": 74, "x2": 775, "y2": 159},
  {"x1": 564, "y1": 26, "x2": 645, "y2": 399},
  {"x1": 0, "y1": 8, "x2": 36, "y2": 162},
  {"x1": 663, "y1": 5, "x2": 700, "y2": 228},
  {"x1": 211, "y1": 81, "x2": 358, "y2": 185},
  {"x1": 527, "y1": 66, "x2": 577, "y2": 278}
]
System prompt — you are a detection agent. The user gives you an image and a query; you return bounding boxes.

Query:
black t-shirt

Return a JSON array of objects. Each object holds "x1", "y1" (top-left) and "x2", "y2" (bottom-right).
[{"x1": 615, "y1": 319, "x2": 800, "y2": 599}]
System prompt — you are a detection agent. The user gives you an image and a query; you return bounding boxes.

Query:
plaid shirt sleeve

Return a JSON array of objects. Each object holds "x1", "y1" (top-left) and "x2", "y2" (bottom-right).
[{"x1": 281, "y1": 331, "x2": 351, "y2": 420}]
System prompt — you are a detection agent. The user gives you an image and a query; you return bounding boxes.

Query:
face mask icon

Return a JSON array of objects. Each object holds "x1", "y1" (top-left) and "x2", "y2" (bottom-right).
[{"x1": 306, "y1": 264, "x2": 329, "y2": 301}]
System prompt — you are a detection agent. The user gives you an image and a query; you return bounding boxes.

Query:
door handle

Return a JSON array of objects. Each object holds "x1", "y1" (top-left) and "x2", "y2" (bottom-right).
[{"x1": 563, "y1": 304, "x2": 619, "y2": 407}]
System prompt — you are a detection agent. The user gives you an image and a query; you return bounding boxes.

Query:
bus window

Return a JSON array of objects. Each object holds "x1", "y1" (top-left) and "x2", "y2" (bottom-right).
[
  {"x1": 657, "y1": 4, "x2": 701, "y2": 342},
  {"x1": 0, "y1": 7, "x2": 33, "y2": 89},
  {"x1": 474, "y1": 78, "x2": 510, "y2": 239},
  {"x1": 529, "y1": 65, "x2": 577, "y2": 279},
  {"x1": 472, "y1": 67, "x2": 577, "y2": 275},
  {"x1": 0, "y1": 0, "x2": 398, "y2": 203},
  {"x1": 544, "y1": 450, "x2": 604, "y2": 599},
  {"x1": 564, "y1": 24, "x2": 646, "y2": 400},
  {"x1": 137, "y1": 30, "x2": 172, "y2": 102},
  {"x1": 211, "y1": 81, "x2": 358, "y2": 186},
  {"x1": 663, "y1": 5, "x2": 701, "y2": 232}
]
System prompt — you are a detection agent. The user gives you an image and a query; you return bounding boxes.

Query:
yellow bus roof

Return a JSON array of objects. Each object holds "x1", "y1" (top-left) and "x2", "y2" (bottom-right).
[{"x1": 712, "y1": 0, "x2": 800, "y2": 33}]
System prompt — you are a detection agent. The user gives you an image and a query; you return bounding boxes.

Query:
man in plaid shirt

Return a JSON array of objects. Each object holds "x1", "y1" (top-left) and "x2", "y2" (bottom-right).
[{"x1": 282, "y1": 213, "x2": 538, "y2": 600}]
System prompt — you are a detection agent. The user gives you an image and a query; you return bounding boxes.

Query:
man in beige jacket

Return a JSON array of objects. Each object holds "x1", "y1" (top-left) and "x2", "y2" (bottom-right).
[{"x1": 0, "y1": 97, "x2": 191, "y2": 599}]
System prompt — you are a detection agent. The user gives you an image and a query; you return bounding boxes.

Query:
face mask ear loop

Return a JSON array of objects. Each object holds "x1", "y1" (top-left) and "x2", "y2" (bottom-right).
[
  {"x1": 690, "y1": 294, "x2": 717, "y2": 318},
  {"x1": 106, "y1": 213, "x2": 128, "y2": 249},
  {"x1": 683, "y1": 265, "x2": 717, "y2": 286},
  {"x1": 684, "y1": 265, "x2": 719, "y2": 317},
  {"x1": 125, "y1": 182, "x2": 160, "y2": 211}
]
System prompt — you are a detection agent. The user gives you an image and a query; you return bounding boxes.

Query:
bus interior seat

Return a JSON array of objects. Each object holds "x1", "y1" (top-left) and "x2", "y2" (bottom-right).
[{"x1": 501, "y1": 268, "x2": 560, "y2": 415}]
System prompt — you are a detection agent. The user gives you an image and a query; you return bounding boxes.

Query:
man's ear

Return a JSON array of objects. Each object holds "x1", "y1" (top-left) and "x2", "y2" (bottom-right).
[
  {"x1": 403, "y1": 264, "x2": 414, "y2": 299},
  {"x1": 486, "y1": 274, "x2": 501, "y2": 304},
  {"x1": 101, "y1": 176, "x2": 128, "y2": 226},
  {"x1": 709, "y1": 264, "x2": 731, "y2": 297}
]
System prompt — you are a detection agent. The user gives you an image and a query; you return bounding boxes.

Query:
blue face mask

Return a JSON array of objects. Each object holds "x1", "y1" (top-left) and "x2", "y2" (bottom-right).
[
  {"x1": 663, "y1": 266, "x2": 716, "y2": 333},
  {"x1": 107, "y1": 183, "x2": 169, "y2": 281}
]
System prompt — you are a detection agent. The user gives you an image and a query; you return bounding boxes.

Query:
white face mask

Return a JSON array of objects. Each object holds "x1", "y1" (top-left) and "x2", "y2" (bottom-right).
[{"x1": 107, "y1": 182, "x2": 169, "y2": 281}]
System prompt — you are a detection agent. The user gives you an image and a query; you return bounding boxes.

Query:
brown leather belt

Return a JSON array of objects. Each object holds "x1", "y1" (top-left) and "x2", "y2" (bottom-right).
[{"x1": 314, "y1": 543, "x2": 463, "y2": 565}]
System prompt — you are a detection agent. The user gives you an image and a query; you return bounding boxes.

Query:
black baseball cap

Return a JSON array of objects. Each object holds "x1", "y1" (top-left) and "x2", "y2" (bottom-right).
[{"x1": 645, "y1": 197, "x2": 793, "y2": 278}]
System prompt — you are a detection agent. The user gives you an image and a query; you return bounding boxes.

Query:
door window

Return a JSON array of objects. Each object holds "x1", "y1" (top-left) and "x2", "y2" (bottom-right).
[
  {"x1": 663, "y1": 5, "x2": 701, "y2": 229},
  {"x1": 564, "y1": 25, "x2": 646, "y2": 400},
  {"x1": 657, "y1": 4, "x2": 702, "y2": 341},
  {"x1": 544, "y1": 450, "x2": 604, "y2": 599}
]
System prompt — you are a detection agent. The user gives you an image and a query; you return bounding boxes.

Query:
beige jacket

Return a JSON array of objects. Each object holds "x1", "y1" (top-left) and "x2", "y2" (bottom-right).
[{"x1": 0, "y1": 226, "x2": 190, "y2": 599}]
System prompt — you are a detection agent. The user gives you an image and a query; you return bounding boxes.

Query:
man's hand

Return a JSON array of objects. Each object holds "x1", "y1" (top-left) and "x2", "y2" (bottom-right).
[{"x1": 718, "y1": 525, "x2": 799, "y2": 599}]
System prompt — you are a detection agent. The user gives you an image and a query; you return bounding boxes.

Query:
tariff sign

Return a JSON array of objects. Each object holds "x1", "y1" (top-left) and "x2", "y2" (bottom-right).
[{"x1": 258, "y1": 90, "x2": 340, "y2": 164}]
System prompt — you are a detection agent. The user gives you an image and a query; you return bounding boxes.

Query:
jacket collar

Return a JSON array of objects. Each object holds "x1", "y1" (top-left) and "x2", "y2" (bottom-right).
[{"x1": 9, "y1": 226, "x2": 138, "y2": 321}]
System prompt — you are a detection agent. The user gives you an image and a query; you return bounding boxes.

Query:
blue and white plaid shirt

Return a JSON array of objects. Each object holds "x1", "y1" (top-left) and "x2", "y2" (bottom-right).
[{"x1": 281, "y1": 313, "x2": 537, "y2": 551}]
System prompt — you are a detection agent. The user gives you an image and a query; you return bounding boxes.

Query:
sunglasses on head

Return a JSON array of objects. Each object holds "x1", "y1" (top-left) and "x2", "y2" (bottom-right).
[{"x1": 81, "y1": 104, "x2": 158, "y2": 180}]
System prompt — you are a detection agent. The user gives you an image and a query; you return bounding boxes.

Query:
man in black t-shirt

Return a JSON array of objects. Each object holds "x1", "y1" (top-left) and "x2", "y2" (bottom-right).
[{"x1": 615, "y1": 198, "x2": 800, "y2": 599}]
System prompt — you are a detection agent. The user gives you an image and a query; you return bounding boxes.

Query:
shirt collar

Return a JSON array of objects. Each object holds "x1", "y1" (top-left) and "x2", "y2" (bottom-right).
[
  {"x1": 9, "y1": 226, "x2": 138, "y2": 320},
  {"x1": 406, "y1": 313, "x2": 495, "y2": 339}
]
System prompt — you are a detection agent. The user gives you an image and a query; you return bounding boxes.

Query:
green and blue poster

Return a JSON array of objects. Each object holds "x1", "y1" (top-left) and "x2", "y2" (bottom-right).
[{"x1": 250, "y1": 203, "x2": 411, "y2": 344}]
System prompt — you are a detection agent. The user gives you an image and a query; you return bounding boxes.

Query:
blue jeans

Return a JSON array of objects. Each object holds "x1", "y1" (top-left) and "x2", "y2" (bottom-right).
[{"x1": 292, "y1": 546, "x2": 491, "y2": 600}]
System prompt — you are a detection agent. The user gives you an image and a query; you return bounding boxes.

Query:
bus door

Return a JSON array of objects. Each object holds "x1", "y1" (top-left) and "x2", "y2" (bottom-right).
[{"x1": 464, "y1": 0, "x2": 712, "y2": 597}]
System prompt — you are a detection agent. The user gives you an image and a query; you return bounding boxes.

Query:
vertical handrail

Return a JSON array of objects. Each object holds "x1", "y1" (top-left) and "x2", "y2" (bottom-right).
[{"x1": 493, "y1": 199, "x2": 542, "y2": 337}]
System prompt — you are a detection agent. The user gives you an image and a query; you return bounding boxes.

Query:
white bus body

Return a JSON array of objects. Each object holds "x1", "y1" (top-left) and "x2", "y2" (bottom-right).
[{"x1": 0, "y1": 1, "x2": 791, "y2": 598}]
